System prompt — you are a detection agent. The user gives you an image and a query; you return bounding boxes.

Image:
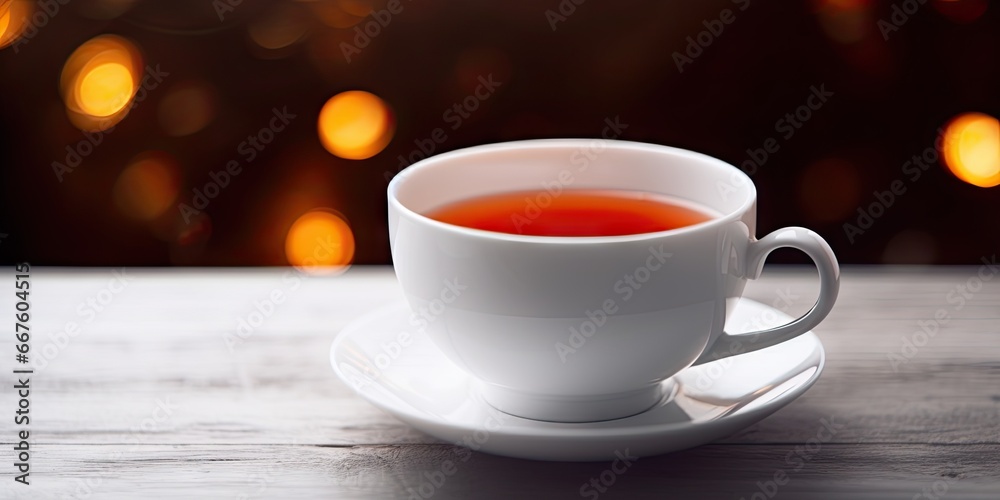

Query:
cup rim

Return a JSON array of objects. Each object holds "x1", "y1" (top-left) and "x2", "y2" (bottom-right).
[{"x1": 387, "y1": 139, "x2": 757, "y2": 244}]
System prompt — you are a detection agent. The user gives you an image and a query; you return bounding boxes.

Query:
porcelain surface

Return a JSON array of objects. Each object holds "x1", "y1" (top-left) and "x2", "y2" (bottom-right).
[{"x1": 331, "y1": 299, "x2": 825, "y2": 461}]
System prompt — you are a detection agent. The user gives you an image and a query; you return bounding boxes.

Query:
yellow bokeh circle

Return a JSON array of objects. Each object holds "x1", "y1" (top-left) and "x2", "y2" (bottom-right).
[{"x1": 317, "y1": 90, "x2": 394, "y2": 160}]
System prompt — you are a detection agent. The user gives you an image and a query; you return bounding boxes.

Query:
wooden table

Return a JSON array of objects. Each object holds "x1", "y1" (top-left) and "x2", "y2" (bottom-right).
[{"x1": 2, "y1": 266, "x2": 999, "y2": 499}]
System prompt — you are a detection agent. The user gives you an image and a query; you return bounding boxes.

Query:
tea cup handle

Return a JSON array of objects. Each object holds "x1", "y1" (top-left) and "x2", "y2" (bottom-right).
[{"x1": 692, "y1": 227, "x2": 840, "y2": 365}]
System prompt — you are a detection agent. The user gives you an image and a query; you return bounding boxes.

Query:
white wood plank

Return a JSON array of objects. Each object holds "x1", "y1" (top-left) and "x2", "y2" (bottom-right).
[
  {"x1": 0, "y1": 444, "x2": 997, "y2": 499},
  {"x1": 0, "y1": 266, "x2": 999, "y2": 497}
]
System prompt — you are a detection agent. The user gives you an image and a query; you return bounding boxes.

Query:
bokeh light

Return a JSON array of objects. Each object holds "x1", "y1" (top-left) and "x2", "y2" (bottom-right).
[
  {"x1": 813, "y1": 0, "x2": 873, "y2": 44},
  {"x1": 176, "y1": 214, "x2": 212, "y2": 247},
  {"x1": 317, "y1": 90, "x2": 394, "y2": 160},
  {"x1": 942, "y1": 112, "x2": 1000, "y2": 188},
  {"x1": 158, "y1": 81, "x2": 217, "y2": 136},
  {"x1": 285, "y1": 210, "x2": 355, "y2": 273},
  {"x1": 248, "y1": 2, "x2": 310, "y2": 56},
  {"x1": 169, "y1": 212, "x2": 212, "y2": 265},
  {"x1": 0, "y1": 0, "x2": 33, "y2": 50},
  {"x1": 309, "y1": 0, "x2": 373, "y2": 28},
  {"x1": 932, "y1": 0, "x2": 988, "y2": 23},
  {"x1": 113, "y1": 152, "x2": 182, "y2": 221},
  {"x1": 60, "y1": 34, "x2": 143, "y2": 131},
  {"x1": 77, "y1": 62, "x2": 134, "y2": 117}
]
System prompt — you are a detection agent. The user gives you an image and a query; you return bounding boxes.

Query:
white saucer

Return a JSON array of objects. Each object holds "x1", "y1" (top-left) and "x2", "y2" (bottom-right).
[{"x1": 330, "y1": 299, "x2": 825, "y2": 462}]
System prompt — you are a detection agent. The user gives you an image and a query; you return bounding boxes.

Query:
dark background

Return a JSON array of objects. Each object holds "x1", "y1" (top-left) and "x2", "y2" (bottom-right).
[{"x1": 1, "y1": 0, "x2": 997, "y2": 266}]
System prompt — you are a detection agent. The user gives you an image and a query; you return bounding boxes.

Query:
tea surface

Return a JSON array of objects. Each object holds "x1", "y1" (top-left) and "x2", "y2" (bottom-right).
[{"x1": 425, "y1": 189, "x2": 715, "y2": 237}]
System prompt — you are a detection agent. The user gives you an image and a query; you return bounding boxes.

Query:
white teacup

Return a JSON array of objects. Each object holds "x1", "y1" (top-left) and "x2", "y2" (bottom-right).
[{"x1": 387, "y1": 139, "x2": 839, "y2": 422}]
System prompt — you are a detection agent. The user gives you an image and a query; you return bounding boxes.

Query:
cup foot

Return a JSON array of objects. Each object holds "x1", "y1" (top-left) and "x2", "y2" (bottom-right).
[{"x1": 479, "y1": 382, "x2": 669, "y2": 423}]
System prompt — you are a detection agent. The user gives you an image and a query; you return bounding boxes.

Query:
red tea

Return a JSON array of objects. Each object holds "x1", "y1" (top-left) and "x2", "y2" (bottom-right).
[{"x1": 426, "y1": 189, "x2": 715, "y2": 237}]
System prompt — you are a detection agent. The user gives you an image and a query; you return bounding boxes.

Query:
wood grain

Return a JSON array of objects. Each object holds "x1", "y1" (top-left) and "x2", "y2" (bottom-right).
[{"x1": 1, "y1": 266, "x2": 999, "y2": 498}]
